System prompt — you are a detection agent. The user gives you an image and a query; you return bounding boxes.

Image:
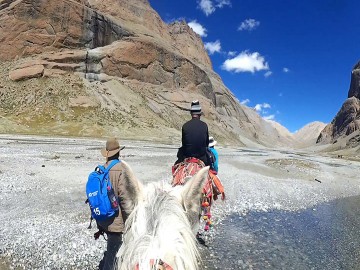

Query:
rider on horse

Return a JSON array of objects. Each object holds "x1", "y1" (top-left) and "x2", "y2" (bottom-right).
[
  {"x1": 174, "y1": 100, "x2": 210, "y2": 167},
  {"x1": 172, "y1": 101, "x2": 225, "y2": 244}
]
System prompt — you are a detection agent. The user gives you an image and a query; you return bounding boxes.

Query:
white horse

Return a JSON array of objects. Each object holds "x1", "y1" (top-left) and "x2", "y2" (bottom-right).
[{"x1": 117, "y1": 161, "x2": 209, "y2": 270}]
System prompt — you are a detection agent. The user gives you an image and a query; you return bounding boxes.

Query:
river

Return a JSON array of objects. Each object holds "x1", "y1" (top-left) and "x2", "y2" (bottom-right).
[{"x1": 202, "y1": 196, "x2": 360, "y2": 269}]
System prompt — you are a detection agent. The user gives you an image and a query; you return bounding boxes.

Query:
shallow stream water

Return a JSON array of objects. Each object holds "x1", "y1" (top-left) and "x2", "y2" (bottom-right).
[{"x1": 201, "y1": 196, "x2": 360, "y2": 270}]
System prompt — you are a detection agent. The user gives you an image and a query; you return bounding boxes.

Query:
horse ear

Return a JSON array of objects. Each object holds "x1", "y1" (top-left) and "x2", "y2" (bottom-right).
[
  {"x1": 181, "y1": 166, "x2": 210, "y2": 230},
  {"x1": 118, "y1": 161, "x2": 144, "y2": 216}
]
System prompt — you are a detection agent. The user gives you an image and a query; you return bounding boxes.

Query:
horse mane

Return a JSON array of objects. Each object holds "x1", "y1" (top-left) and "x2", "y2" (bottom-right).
[{"x1": 118, "y1": 182, "x2": 200, "y2": 270}]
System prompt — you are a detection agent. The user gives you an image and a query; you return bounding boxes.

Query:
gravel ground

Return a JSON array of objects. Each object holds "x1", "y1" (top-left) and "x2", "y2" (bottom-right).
[{"x1": 0, "y1": 135, "x2": 359, "y2": 269}]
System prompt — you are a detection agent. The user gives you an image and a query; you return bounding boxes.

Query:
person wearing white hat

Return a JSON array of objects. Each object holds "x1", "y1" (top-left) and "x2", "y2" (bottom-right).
[
  {"x1": 208, "y1": 136, "x2": 225, "y2": 201},
  {"x1": 208, "y1": 136, "x2": 219, "y2": 173}
]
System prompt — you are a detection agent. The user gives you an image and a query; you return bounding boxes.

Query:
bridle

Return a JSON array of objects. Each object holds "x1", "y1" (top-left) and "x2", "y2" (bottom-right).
[
  {"x1": 150, "y1": 259, "x2": 173, "y2": 270},
  {"x1": 135, "y1": 259, "x2": 173, "y2": 270}
]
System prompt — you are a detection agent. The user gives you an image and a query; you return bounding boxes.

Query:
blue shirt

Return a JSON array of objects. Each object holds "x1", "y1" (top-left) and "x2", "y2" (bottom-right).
[{"x1": 209, "y1": 147, "x2": 219, "y2": 172}]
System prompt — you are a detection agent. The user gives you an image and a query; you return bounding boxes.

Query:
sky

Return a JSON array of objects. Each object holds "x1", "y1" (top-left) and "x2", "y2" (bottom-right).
[{"x1": 149, "y1": 0, "x2": 360, "y2": 133}]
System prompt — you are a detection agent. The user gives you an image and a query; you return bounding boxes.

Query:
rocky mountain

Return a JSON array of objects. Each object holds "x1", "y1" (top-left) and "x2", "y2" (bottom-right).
[
  {"x1": 293, "y1": 121, "x2": 327, "y2": 148},
  {"x1": 0, "y1": 0, "x2": 302, "y2": 147},
  {"x1": 264, "y1": 120, "x2": 296, "y2": 147},
  {"x1": 263, "y1": 120, "x2": 327, "y2": 149},
  {"x1": 316, "y1": 61, "x2": 360, "y2": 148}
]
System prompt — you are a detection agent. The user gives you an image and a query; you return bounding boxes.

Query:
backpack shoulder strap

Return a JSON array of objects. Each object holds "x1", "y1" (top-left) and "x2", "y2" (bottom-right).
[{"x1": 104, "y1": 159, "x2": 120, "y2": 173}]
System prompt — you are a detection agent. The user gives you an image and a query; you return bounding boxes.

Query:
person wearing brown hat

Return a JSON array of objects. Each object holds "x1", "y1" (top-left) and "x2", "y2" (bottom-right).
[
  {"x1": 100, "y1": 138, "x2": 126, "y2": 159},
  {"x1": 97, "y1": 138, "x2": 126, "y2": 270},
  {"x1": 175, "y1": 100, "x2": 210, "y2": 166}
]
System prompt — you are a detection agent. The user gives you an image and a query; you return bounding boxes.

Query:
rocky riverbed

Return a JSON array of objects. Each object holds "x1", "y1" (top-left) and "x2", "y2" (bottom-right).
[{"x1": 0, "y1": 135, "x2": 359, "y2": 269}]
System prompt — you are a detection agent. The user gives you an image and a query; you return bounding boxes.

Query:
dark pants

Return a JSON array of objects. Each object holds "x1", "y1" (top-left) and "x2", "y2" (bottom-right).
[
  {"x1": 175, "y1": 147, "x2": 209, "y2": 166},
  {"x1": 99, "y1": 232, "x2": 123, "y2": 270}
]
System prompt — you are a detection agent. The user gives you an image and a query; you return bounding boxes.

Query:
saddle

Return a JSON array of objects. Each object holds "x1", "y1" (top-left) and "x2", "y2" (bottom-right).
[
  {"x1": 172, "y1": 157, "x2": 224, "y2": 201},
  {"x1": 172, "y1": 157, "x2": 205, "y2": 185}
]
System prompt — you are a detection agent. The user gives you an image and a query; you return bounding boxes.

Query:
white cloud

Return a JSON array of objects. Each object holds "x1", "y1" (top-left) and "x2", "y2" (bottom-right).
[
  {"x1": 263, "y1": 115, "x2": 275, "y2": 120},
  {"x1": 283, "y1": 67, "x2": 290, "y2": 73},
  {"x1": 222, "y1": 51, "x2": 269, "y2": 73},
  {"x1": 240, "y1": 98, "x2": 250, "y2": 105},
  {"x1": 215, "y1": 0, "x2": 231, "y2": 8},
  {"x1": 254, "y1": 103, "x2": 271, "y2": 112},
  {"x1": 238, "y1": 19, "x2": 260, "y2": 31},
  {"x1": 264, "y1": 71, "x2": 272, "y2": 78},
  {"x1": 205, "y1": 40, "x2": 221, "y2": 55},
  {"x1": 254, "y1": 103, "x2": 275, "y2": 120},
  {"x1": 198, "y1": 0, "x2": 215, "y2": 16},
  {"x1": 254, "y1": 104, "x2": 262, "y2": 111},
  {"x1": 188, "y1": 20, "x2": 207, "y2": 37},
  {"x1": 198, "y1": 0, "x2": 231, "y2": 16},
  {"x1": 228, "y1": 51, "x2": 237, "y2": 57}
]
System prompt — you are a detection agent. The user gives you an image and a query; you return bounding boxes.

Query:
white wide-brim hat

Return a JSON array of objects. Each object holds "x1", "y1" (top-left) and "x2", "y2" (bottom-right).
[{"x1": 209, "y1": 136, "x2": 217, "y2": 147}]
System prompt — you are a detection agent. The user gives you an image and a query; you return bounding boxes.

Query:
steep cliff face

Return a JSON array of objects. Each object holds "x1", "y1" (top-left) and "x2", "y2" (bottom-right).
[
  {"x1": 86, "y1": 0, "x2": 212, "y2": 67},
  {"x1": 0, "y1": 0, "x2": 131, "y2": 60},
  {"x1": 0, "y1": 0, "x2": 211, "y2": 67},
  {"x1": 348, "y1": 62, "x2": 360, "y2": 99},
  {"x1": 168, "y1": 21, "x2": 212, "y2": 68},
  {"x1": 317, "y1": 61, "x2": 360, "y2": 145},
  {"x1": 0, "y1": 0, "x2": 293, "y2": 147}
]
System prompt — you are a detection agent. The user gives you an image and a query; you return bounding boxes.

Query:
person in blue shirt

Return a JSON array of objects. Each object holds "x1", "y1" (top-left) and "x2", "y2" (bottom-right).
[
  {"x1": 208, "y1": 136, "x2": 225, "y2": 200},
  {"x1": 208, "y1": 136, "x2": 218, "y2": 173}
]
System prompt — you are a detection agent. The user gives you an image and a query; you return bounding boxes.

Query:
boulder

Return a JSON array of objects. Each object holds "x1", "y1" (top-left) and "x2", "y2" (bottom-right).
[{"x1": 9, "y1": 65, "x2": 45, "y2": 81}]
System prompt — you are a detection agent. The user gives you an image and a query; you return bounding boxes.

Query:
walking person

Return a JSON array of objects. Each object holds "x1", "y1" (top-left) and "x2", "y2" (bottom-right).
[{"x1": 96, "y1": 138, "x2": 126, "y2": 270}]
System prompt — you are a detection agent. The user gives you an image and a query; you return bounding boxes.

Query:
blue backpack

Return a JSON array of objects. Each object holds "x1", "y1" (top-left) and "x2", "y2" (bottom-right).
[{"x1": 86, "y1": 160, "x2": 120, "y2": 221}]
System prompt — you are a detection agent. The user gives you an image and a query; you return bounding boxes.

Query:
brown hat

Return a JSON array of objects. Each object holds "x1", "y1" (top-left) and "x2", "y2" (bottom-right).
[{"x1": 101, "y1": 138, "x2": 125, "y2": 157}]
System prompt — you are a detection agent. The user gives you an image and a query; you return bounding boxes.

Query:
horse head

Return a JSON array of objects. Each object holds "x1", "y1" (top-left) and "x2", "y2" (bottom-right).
[{"x1": 117, "y1": 161, "x2": 209, "y2": 270}]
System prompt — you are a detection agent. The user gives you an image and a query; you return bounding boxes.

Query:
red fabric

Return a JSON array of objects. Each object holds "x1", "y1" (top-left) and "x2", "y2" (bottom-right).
[
  {"x1": 171, "y1": 157, "x2": 205, "y2": 186},
  {"x1": 209, "y1": 170, "x2": 224, "y2": 194},
  {"x1": 172, "y1": 158, "x2": 225, "y2": 202},
  {"x1": 172, "y1": 157, "x2": 213, "y2": 200},
  {"x1": 172, "y1": 158, "x2": 226, "y2": 232}
]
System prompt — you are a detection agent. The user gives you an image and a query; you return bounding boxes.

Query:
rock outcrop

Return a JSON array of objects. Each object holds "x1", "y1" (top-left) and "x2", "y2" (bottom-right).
[
  {"x1": 348, "y1": 61, "x2": 360, "y2": 99},
  {"x1": 0, "y1": 0, "x2": 294, "y2": 147},
  {"x1": 9, "y1": 64, "x2": 45, "y2": 81},
  {"x1": 317, "y1": 61, "x2": 360, "y2": 145},
  {"x1": 0, "y1": 0, "x2": 132, "y2": 59}
]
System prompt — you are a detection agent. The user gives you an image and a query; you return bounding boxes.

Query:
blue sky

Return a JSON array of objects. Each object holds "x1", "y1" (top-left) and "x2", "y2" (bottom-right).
[{"x1": 149, "y1": 0, "x2": 360, "y2": 133}]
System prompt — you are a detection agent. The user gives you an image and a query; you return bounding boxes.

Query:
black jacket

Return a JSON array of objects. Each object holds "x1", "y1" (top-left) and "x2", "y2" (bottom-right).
[{"x1": 177, "y1": 117, "x2": 210, "y2": 165}]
